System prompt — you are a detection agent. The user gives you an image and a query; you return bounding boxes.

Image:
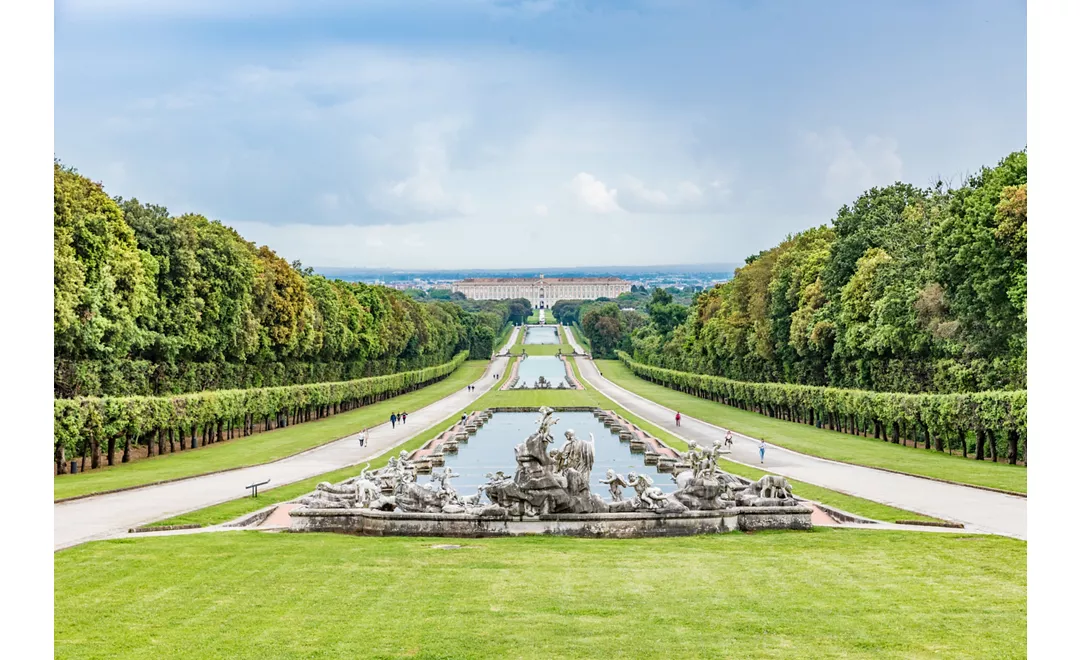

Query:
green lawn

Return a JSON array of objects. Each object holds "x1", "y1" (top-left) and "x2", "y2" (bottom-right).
[
  {"x1": 569, "y1": 323, "x2": 591, "y2": 352},
  {"x1": 594, "y1": 360, "x2": 1028, "y2": 495},
  {"x1": 55, "y1": 530, "x2": 1026, "y2": 659},
  {"x1": 526, "y1": 308, "x2": 540, "y2": 323},
  {"x1": 54, "y1": 361, "x2": 490, "y2": 501}
]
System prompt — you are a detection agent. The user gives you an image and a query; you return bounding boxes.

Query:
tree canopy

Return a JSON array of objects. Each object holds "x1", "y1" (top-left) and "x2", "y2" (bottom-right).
[{"x1": 630, "y1": 150, "x2": 1027, "y2": 394}]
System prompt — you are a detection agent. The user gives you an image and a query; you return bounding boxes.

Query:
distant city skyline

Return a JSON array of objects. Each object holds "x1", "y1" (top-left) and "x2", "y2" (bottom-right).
[{"x1": 55, "y1": 0, "x2": 1026, "y2": 269}]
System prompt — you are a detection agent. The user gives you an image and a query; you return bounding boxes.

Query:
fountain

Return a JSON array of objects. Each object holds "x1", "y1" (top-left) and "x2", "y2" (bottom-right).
[{"x1": 290, "y1": 407, "x2": 812, "y2": 537}]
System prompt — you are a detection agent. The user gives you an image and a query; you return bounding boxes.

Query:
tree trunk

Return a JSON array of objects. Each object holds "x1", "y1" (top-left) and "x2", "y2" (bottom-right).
[
  {"x1": 1007, "y1": 430, "x2": 1019, "y2": 465},
  {"x1": 157, "y1": 428, "x2": 165, "y2": 455},
  {"x1": 147, "y1": 430, "x2": 157, "y2": 457},
  {"x1": 934, "y1": 428, "x2": 944, "y2": 452},
  {"x1": 91, "y1": 435, "x2": 100, "y2": 469},
  {"x1": 169, "y1": 427, "x2": 176, "y2": 453},
  {"x1": 960, "y1": 428, "x2": 967, "y2": 458},
  {"x1": 988, "y1": 430, "x2": 998, "y2": 462},
  {"x1": 975, "y1": 429, "x2": 986, "y2": 461},
  {"x1": 874, "y1": 420, "x2": 881, "y2": 440},
  {"x1": 890, "y1": 421, "x2": 900, "y2": 444},
  {"x1": 107, "y1": 436, "x2": 116, "y2": 466},
  {"x1": 122, "y1": 437, "x2": 130, "y2": 463},
  {"x1": 55, "y1": 443, "x2": 67, "y2": 475}
]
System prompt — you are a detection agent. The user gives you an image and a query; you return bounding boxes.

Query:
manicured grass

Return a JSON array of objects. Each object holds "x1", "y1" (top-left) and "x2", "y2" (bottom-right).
[
  {"x1": 594, "y1": 360, "x2": 1028, "y2": 494},
  {"x1": 493, "y1": 322, "x2": 515, "y2": 352},
  {"x1": 526, "y1": 308, "x2": 540, "y2": 323},
  {"x1": 569, "y1": 323, "x2": 591, "y2": 352},
  {"x1": 55, "y1": 530, "x2": 1026, "y2": 659},
  {"x1": 54, "y1": 361, "x2": 490, "y2": 501}
]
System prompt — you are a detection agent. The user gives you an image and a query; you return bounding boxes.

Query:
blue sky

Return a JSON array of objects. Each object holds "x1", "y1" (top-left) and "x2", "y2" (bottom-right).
[{"x1": 54, "y1": 0, "x2": 1027, "y2": 269}]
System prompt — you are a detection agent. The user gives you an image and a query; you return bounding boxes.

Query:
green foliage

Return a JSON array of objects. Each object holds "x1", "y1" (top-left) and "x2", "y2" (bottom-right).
[
  {"x1": 54, "y1": 164, "x2": 496, "y2": 398},
  {"x1": 53, "y1": 350, "x2": 468, "y2": 469},
  {"x1": 617, "y1": 351, "x2": 1027, "y2": 465},
  {"x1": 631, "y1": 151, "x2": 1028, "y2": 394}
]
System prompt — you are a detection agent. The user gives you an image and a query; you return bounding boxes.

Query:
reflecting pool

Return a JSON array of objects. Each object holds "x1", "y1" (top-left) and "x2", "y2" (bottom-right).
[
  {"x1": 417, "y1": 411, "x2": 675, "y2": 495},
  {"x1": 523, "y1": 325, "x2": 561, "y2": 345},
  {"x1": 515, "y1": 356, "x2": 568, "y2": 388}
]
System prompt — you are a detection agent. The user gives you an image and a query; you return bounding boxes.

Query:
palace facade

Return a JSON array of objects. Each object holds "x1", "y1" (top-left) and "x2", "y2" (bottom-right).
[{"x1": 451, "y1": 275, "x2": 632, "y2": 308}]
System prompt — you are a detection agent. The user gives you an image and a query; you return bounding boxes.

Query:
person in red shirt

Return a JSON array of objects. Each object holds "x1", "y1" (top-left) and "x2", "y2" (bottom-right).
[{"x1": 675, "y1": 412, "x2": 681, "y2": 427}]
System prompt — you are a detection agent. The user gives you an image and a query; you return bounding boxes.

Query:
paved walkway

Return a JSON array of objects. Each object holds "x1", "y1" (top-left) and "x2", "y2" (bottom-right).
[
  {"x1": 55, "y1": 342, "x2": 516, "y2": 551},
  {"x1": 574, "y1": 357, "x2": 1027, "y2": 540}
]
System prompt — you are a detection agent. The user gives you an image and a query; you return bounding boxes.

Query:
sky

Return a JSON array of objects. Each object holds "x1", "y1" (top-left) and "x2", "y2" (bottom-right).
[{"x1": 54, "y1": 0, "x2": 1027, "y2": 270}]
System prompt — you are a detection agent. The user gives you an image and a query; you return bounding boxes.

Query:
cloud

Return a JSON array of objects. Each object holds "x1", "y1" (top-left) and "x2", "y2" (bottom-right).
[
  {"x1": 534, "y1": 204, "x2": 548, "y2": 216},
  {"x1": 802, "y1": 129, "x2": 903, "y2": 203},
  {"x1": 618, "y1": 176, "x2": 731, "y2": 213},
  {"x1": 570, "y1": 173, "x2": 621, "y2": 214}
]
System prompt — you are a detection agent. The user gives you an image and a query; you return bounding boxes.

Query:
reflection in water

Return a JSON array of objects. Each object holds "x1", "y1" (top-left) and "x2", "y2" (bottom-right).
[
  {"x1": 515, "y1": 356, "x2": 568, "y2": 388},
  {"x1": 523, "y1": 326, "x2": 561, "y2": 345},
  {"x1": 417, "y1": 412, "x2": 674, "y2": 496}
]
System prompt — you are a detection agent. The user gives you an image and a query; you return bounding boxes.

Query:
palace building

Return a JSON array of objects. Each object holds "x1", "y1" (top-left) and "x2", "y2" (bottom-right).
[{"x1": 451, "y1": 275, "x2": 632, "y2": 308}]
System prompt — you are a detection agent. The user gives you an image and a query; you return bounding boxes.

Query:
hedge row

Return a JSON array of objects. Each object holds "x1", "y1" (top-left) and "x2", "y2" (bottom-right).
[
  {"x1": 617, "y1": 351, "x2": 1027, "y2": 464},
  {"x1": 53, "y1": 351, "x2": 469, "y2": 474},
  {"x1": 54, "y1": 352, "x2": 457, "y2": 399}
]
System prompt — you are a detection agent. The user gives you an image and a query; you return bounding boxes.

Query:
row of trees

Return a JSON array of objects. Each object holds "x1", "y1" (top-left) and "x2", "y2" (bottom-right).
[
  {"x1": 619, "y1": 352, "x2": 1026, "y2": 465},
  {"x1": 54, "y1": 162, "x2": 509, "y2": 397},
  {"x1": 630, "y1": 150, "x2": 1027, "y2": 394},
  {"x1": 54, "y1": 352, "x2": 468, "y2": 475}
]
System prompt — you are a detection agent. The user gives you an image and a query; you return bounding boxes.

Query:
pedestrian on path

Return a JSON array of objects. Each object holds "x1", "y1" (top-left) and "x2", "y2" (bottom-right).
[
  {"x1": 401, "y1": 412, "x2": 407, "y2": 424},
  {"x1": 724, "y1": 430, "x2": 733, "y2": 449},
  {"x1": 390, "y1": 413, "x2": 397, "y2": 429},
  {"x1": 759, "y1": 440, "x2": 766, "y2": 464},
  {"x1": 675, "y1": 412, "x2": 681, "y2": 427},
  {"x1": 358, "y1": 428, "x2": 367, "y2": 447}
]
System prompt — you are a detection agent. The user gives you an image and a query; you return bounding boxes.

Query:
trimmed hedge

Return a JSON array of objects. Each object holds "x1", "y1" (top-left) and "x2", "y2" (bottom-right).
[
  {"x1": 53, "y1": 351, "x2": 469, "y2": 473},
  {"x1": 54, "y1": 353, "x2": 457, "y2": 399},
  {"x1": 617, "y1": 351, "x2": 1027, "y2": 464}
]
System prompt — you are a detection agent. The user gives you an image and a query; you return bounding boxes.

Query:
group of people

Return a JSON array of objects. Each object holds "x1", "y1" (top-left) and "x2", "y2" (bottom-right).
[
  {"x1": 673, "y1": 411, "x2": 767, "y2": 464},
  {"x1": 390, "y1": 411, "x2": 408, "y2": 428}
]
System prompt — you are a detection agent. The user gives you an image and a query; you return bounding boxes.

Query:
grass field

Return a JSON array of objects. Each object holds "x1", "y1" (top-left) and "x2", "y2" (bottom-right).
[
  {"x1": 54, "y1": 530, "x2": 1026, "y2": 659},
  {"x1": 569, "y1": 323, "x2": 591, "y2": 352},
  {"x1": 54, "y1": 361, "x2": 490, "y2": 501},
  {"x1": 594, "y1": 360, "x2": 1028, "y2": 494}
]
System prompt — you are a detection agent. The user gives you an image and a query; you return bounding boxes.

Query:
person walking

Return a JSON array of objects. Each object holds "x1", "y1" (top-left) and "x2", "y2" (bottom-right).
[
  {"x1": 390, "y1": 413, "x2": 397, "y2": 429},
  {"x1": 675, "y1": 412, "x2": 681, "y2": 427},
  {"x1": 401, "y1": 412, "x2": 407, "y2": 425},
  {"x1": 759, "y1": 439, "x2": 766, "y2": 464},
  {"x1": 358, "y1": 428, "x2": 368, "y2": 447},
  {"x1": 724, "y1": 430, "x2": 733, "y2": 449}
]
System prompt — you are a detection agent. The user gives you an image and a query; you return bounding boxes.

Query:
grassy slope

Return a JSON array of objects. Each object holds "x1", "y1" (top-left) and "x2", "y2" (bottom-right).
[
  {"x1": 594, "y1": 359, "x2": 1027, "y2": 494},
  {"x1": 54, "y1": 361, "x2": 489, "y2": 501},
  {"x1": 55, "y1": 530, "x2": 1026, "y2": 659},
  {"x1": 569, "y1": 323, "x2": 591, "y2": 352}
]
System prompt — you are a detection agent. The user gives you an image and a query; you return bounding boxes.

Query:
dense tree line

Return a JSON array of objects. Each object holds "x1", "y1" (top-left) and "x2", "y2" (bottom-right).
[
  {"x1": 631, "y1": 151, "x2": 1027, "y2": 394},
  {"x1": 54, "y1": 162, "x2": 509, "y2": 397}
]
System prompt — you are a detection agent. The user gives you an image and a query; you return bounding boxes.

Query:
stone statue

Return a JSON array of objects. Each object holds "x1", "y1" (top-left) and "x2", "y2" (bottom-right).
[
  {"x1": 626, "y1": 472, "x2": 667, "y2": 510},
  {"x1": 554, "y1": 429, "x2": 595, "y2": 476},
  {"x1": 600, "y1": 469, "x2": 629, "y2": 501},
  {"x1": 294, "y1": 407, "x2": 797, "y2": 520}
]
